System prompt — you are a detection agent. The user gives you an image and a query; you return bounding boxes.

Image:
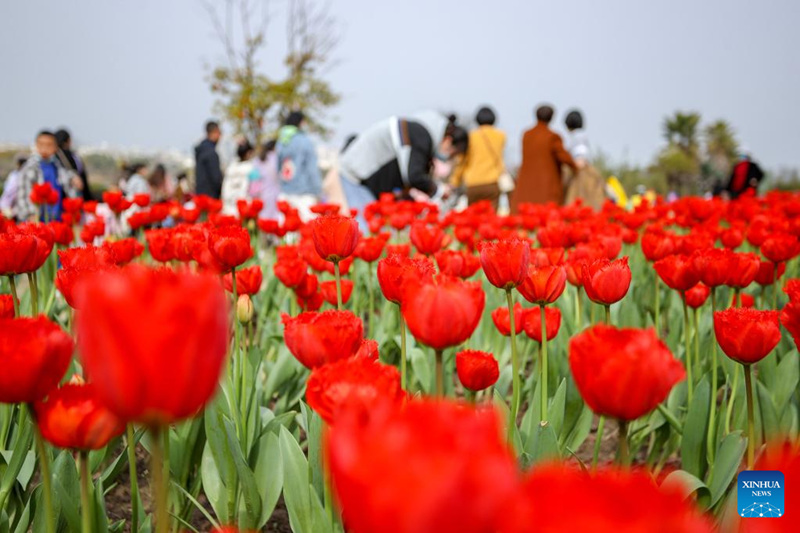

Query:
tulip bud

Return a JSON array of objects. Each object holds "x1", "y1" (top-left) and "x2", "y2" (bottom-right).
[{"x1": 237, "y1": 294, "x2": 253, "y2": 324}]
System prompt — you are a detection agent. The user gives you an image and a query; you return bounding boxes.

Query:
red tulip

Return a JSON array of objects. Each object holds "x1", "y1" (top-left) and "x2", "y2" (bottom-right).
[
  {"x1": 282, "y1": 310, "x2": 363, "y2": 369},
  {"x1": 531, "y1": 247, "x2": 565, "y2": 267},
  {"x1": 521, "y1": 306, "x2": 561, "y2": 343},
  {"x1": 320, "y1": 279, "x2": 354, "y2": 306},
  {"x1": 273, "y1": 257, "x2": 308, "y2": 289},
  {"x1": 654, "y1": 254, "x2": 700, "y2": 292},
  {"x1": 0, "y1": 316, "x2": 73, "y2": 404},
  {"x1": 145, "y1": 229, "x2": 176, "y2": 263},
  {"x1": 0, "y1": 231, "x2": 40, "y2": 275},
  {"x1": 720, "y1": 226, "x2": 744, "y2": 249},
  {"x1": 297, "y1": 290, "x2": 324, "y2": 312},
  {"x1": 479, "y1": 239, "x2": 530, "y2": 289},
  {"x1": 581, "y1": 257, "x2": 631, "y2": 305},
  {"x1": 35, "y1": 382, "x2": 125, "y2": 450},
  {"x1": 691, "y1": 248, "x2": 732, "y2": 288},
  {"x1": 48, "y1": 221, "x2": 74, "y2": 246},
  {"x1": 58, "y1": 245, "x2": 112, "y2": 269},
  {"x1": 726, "y1": 252, "x2": 761, "y2": 289},
  {"x1": 456, "y1": 350, "x2": 499, "y2": 392},
  {"x1": 222, "y1": 265, "x2": 263, "y2": 296},
  {"x1": 761, "y1": 233, "x2": 800, "y2": 264},
  {"x1": 327, "y1": 399, "x2": 517, "y2": 533},
  {"x1": 294, "y1": 272, "x2": 319, "y2": 299},
  {"x1": 386, "y1": 243, "x2": 411, "y2": 257},
  {"x1": 491, "y1": 303, "x2": 523, "y2": 336},
  {"x1": 82, "y1": 200, "x2": 98, "y2": 214},
  {"x1": 207, "y1": 225, "x2": 253, "y2": 272},
  {"x1": 714, "y1": 308, "x2": 780, "y2": 365},
  {"x1": 236, "y1": 198, "x2": 264, "y2": 220},
  {"x1": 102, "y1": 238, "x2": 145, "y2": 266},
  {"x1": 377, "y1": 254, "x2": 435, "y2": 305},
  {"x1": 739, "y1": 293, "x2": 755, "y2": 308},
  {"x1": 641, "y1": 228, "x2": 676, "y2": 262},
  {"x1": 401, "y1": 276, "x2": 485, "y2": 351},
  {"x1": 76, "y1": 265, "x2": 229, "y2": 424},
  {"x1": 683, "y1": 283, "x2": 710, "y2": 309},
  {"x1": 754, "y1": 260, "x2": 785, "y2": 286},
  {"x1": 435, "y1": 249, "x2": 481, "y2": 279},
  {"x1": 569, "y1": 325, "x2": 685, "y2": 420},
  {"x1": 355, "y1": 339, "x2": 379, "y2": 361},
  {"x1": 62, "y1": 198, "x2": 83, "y2": 214},
  {"x1": 133, "y1": 193, "x2": 151, "y2": 208},
  {"x1": 0, "y1": 294, "x2": 14, "y2": 318},
  {"x1": 31, "y1": 182, "x2": 59, "y2": 205},
  {"x1": 499, "y1": 463, "x2": 714, "y2": 533},
  {"x1": 306, "y1": 358, "x2": 403, "y2": 424},
  {"x1": 355, "y1": 234, "x2": 390, "y2": 263},
  {"x1": 517, "y1": 264, "x2": 567, "y2": 305},
  {"x1": 782, "y1": 301, "x2": 800, "y2": 350},
  {"x1": 56, "y1": 263, "x2": 114, "y2": 309},
  {"x1": 310, "y1": 214, "x2": 360, "y2": 262},
  {"x1": 410, "y1": 221, "x2": 446, "y2": 255}
]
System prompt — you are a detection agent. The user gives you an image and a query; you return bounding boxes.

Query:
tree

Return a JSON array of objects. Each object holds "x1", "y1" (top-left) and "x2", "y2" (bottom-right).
[
  {"x1": 662, "y1": 111, "x2": 701, "y2": 154},
  {"x1": 203, "y1": 0, "x2": 340, "y2": 142},
  {"x1": 657, "y1": 111, "x2": 702, "y2": 194}
]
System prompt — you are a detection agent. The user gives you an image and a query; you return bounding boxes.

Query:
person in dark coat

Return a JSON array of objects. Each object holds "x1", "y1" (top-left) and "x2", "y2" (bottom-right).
[
  {"x1": 194, "y1": 121, "x2": 224, "y2": 199},
  {"x1": 55, "y1": 128, "x2": 93, "y2": 201},
  {"x1": 726, "y1": 153, "x2": 764, "y2": 198}
]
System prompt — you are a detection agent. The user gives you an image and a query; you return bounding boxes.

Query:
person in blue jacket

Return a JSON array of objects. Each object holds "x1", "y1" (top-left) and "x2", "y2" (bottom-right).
[{"x1": 276, "y1": 111, "x2": 322, "y2": 221}]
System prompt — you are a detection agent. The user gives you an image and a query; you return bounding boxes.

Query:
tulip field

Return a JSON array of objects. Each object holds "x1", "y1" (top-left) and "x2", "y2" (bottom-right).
[{"x1": 2, "y1": 192, "x2": 800, "y2": 532}]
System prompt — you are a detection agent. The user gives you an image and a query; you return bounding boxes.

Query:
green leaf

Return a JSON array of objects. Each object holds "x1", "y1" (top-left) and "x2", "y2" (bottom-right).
[
  {"x1": 548, "y1": 379, "x2": 567, "y2": 438},
  {"x1": 51, "y1": 451, "x2": 81, "y2": 532},
  {"x1": 563, "y1": 404, "x2": 593, "y2": 451},
  {"x1": 757, "y1": 382, "x2": 779, "y2": 442},
  {"x1": 661, "y1": 470, "x2": 710, "y2": 503},
  {"x1": 203, "y1": 398, "x2": 236, "y2": 521},
  {"x1": 254, "y1": 432, "x2": 283, "y2": 529},
  {"x1": 681, "y1": 378, "x2": 711, "y2": 479},
  {"x1": 409, "y1": 347, "x2": 432, "y2": 394},
  {"x1": 223, "y1": 417, "x2": 262, "y2": 528},
  {"x1": 200, "y1": 445, "x2": 226, "y2": 524},
  {"x1": 280, "y1": 427, "x2": 313, "y2": 533},
  {"x1": 708, "y1": 431, "x2": 747, "y2": 507},
  {"x1": 527, "y1": 422, "x2": 560, "y2": 464},
  {"x1": 0, "y1": 414, "x2": 33, "y2": 501}
]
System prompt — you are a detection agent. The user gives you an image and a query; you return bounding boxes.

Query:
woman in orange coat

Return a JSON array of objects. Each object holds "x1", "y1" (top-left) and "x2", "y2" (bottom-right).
[{"x1": 511, "y1": 104, "x2": 576, "y2": 213}]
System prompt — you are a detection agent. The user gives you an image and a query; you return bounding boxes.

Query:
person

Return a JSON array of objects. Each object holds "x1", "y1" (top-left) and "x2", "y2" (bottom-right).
[
  {"x1": 148, "y1": 163, "x2": 169, "y2": 202},
  {"x1": 195, "y1": 120, "x2": 224, "y2": 199},
  {"x1": 123, "y1": 163, "x2": 150, "y2": 198},
  {"x1": 726, "y1": 151, "x2": 764, "y2": 198},
  {"x1": 450, "y1": 106, "x2": 506, "y2": 209},
  {"x1": 222, "y1": 140, "x2": 258, "y2": 215},
  {"x1": 251, "y1": 140, "x2": 280, "y2": 219},
  {"x1": 277, "y1": 111, "x2": 323, "y2": 221},
  {"x1": 16, "y1": 130, "x2": 81, "y2": 222},
  {"x1": 339, "y1": 111, "x2": 469, "y2": 216},
  {"x1": 562, "y1": 109, "x2": 605, "y2": 210},
  {"x1": 511, "y1": 104, "x2": 576, "y2": 213},
  {"x1": 55, "y1": 128, "x2": 93, "y2": 201},
  {"x1": 0, "y1": 153, "x2": 28, "y2": 218}
]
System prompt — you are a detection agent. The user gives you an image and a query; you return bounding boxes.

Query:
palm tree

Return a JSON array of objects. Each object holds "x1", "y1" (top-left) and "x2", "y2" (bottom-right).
[{"x1": 663, "y1": 111, "x2": 701, "y2": 154}]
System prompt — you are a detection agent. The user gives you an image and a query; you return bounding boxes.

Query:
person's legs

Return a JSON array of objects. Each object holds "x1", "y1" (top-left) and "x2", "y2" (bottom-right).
[
  {"x1": 340, "y1": 173, "x2": 375, "y2": 233},
  {"x1": 467, "y1": 183, "x2": 501, "y2": 210}
]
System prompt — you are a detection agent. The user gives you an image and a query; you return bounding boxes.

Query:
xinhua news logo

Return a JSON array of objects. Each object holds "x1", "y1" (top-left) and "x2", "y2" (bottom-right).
[{"x1": 737, "y1": 470, "x2": 785, "y2": 518}]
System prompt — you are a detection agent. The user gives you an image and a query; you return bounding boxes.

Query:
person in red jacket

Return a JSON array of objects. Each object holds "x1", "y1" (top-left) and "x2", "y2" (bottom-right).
[{"x1": 726, "y1": 152, "x2": 764, "y2": 198}]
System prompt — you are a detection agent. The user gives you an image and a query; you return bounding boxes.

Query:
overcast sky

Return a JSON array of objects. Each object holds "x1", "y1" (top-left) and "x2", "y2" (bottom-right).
[{"x1": 1, "y1": 0, "x2": 798, "y2": 168}]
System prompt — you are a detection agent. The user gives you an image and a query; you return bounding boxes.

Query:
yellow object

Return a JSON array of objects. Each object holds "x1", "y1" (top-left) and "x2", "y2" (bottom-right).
[
  {"x1": 450, "y1": 126, "x2": 506, "y2": 188},
  {"x1": 605, "y1": 176, "x2": 628, "y2": 207}
]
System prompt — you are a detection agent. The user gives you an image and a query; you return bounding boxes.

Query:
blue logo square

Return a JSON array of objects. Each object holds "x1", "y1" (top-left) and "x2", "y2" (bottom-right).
[{"x1": 738, "y1": 470, "x2": 785, "y2": 518}]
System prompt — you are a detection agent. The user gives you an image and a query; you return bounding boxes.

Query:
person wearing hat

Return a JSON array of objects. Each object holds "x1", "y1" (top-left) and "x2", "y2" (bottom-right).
[{"x1": 726, "y1": 149, "x2": 764, "y2": 198}]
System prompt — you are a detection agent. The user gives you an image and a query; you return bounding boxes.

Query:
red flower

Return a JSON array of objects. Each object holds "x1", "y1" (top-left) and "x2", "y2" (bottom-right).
[
  {"x1": 207, "y1": 225, "x2": 252, "y2": 271},
  {"x1": 282, "y1": 310, "x2": 363, "y2": 369},
  {"x1": 146, "y1": 229, "x2": 176, "y2": 263},
  {"x1": 755, "y1": 260, "x2": 785, "y2": 286},
  {"x1": 48, "y1": 221, "x2": 74, "y2": 246},
  {"x1": 517, "y1": 264, "x2": 566, "y2": 305},
  {"x1": 436, "y1": 250, "x2": 481, "y2": 279},
  {"x1": 56, "y1": 263, "x2": 114, "y2": 309},
  {"x1": 691, "y1": 248, "x2": 733, "y2": 288},
  {"x1": 294, "y1": 272, "x2": 319, "y2": 299},
  {"x1": 133, "y1": 193, "x2": 150, "y2": 208},
  {"x1": 720, "y1": 226, "x2": 744, "y2": 249},
  {"x1": 83, "y1": 201, "x2": 98, "y2": 214},
  {"x1": 569, "y1": 325, "x2": 685, "y2": 420},
  {"x1": 782, "y1": 301, "x2": 800, "y2": 350},
  {"x1": 479, "y1": 239, "x2": 530, "y2": 289},
  {"x1": 456, "y1": 350, "x2": 500, "y2": 391},
  {"x1": 102, "y1": 190, "x2": 127, "y2": 213},
  {"x1": 0, "y1": 317, "x2": 73, "y2": 404},
  {"x1": 34, "y1": 382, "x2": 125, "y2": 450},
  {"x1": 306, "y1": 358, "x2": 403, "y2": 424},
  {"x1": 683, "y1": 283, "x2": 710, "y2": 309},
  {"x1": 581, "y1": 257, "x2": 631, "y2": 305},
  {"x1": 180, "y1": 207, "x2": 200, "y2": 224},
  {"x1": 62, "y1": 198, "x2": 83, "y2": 214},
  {"x1": 530, "y1": 247, "x2": 565, "y2": 267},
  {"x1": 327, "y1": 399, "x2": 518, "y2": 533},
  {"x1": 76, "y1": 266, "x2": 229, "y2": 425},
  {"x1": 310, "y1": 214, "x2": 360, "y2": 262},
  {"x1": 273, "y1": 257, "x2": 308, "y2": 289},
  {"x1": 641, "y1": 228, "x2": 676, "y2": 262},
  {"x1": 739, "y1": 293, "x2": 755, "y2": 308},
  {"x1": 0, "y1": 294, "x2": 14, "y2": 318},
  {"x1": 714, "y1": 308, "x2": 781, "y2": 365},
  {"x1": 257, "y1": 218, "x2": 286, "y2": 237},
  {"x1": 236, "y1": 198, "x2": 264, "y2": 220},
  {"x1": 521, "y1": 306, "x2": 561, "y2": 343},
  {"x1": 355, "y1": 234, "x2": 389, "y2": 263},
  {"x1": 491, "y1": 303, "x2": 523, "y2": 336},
  {"x1": 499, "y1": 464, "x2": 714, "y2": 533},
  {"x1": 171, "y1": 226, "x2": 205, "y2": 262},
  {"x1": 377, "y1": 254, "x2": 435, "y2": 305},
  {"x1": 320, "y1": 279, "x2": 354, "y2": 306},
  {"x1": 386, "y1": 243, "x2": 411, "y2": 257},
  {"x1": 726, "y1": 252, "x2": 761, "y2": 288},
  {"x1": 401, "y1": 276, "x2": 485, "y2": 351},
  {"x1": 410, "y1": 221, "x2": 446, "y2": 255},
  {"x1": 355, "y1": 339, "x2": 379, "y2": 361},
  {"x1": 654, "y1": 254, "x2": 700, "y2": 292},
  {"x1": 761, "y1": 233, "x2": 800, "y2": 264},
  {"x1": 0, "y1": 231, "x2": 39, "y2": 275},
  {"x1": 102, "y1": 238, "x2": 145, "y2": 266},
  {"x1": 30, "y1": 182, "x2": 59, "y2": 205},
  {"x1": 297, "y1": 290, "x2": 324, "y2": 312},
  {"x1": 222, "y1": 265, "x2": 263, "y2": 296}
]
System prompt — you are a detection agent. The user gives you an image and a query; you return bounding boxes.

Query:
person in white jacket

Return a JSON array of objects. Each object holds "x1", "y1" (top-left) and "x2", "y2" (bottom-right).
[{"x1": 222, "y1": 141, "x2": 258, "y2": 215}]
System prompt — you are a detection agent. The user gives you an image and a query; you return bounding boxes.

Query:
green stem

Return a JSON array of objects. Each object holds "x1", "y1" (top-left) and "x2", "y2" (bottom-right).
[
  {"x1": 334, "y1": 261, "x2": 343, "y2": 311},
  {"x1": 708, "y1": 289, "x2": 719, "y2": 464},
  {"x1": 604, "y1": 304, "x2": 610, "y2": 325},
  {"x1": 8, "y1": 276, "x2": 19, "y2": 316},
  {"x1": 400, "y1": 310, "x2": 407, "y2": 390},
  {"x1": 150, "y1": 426, "x2": 169, "y2": 533},
  {"x1": 657, "y1": 403, "x2": 683, "y2": 435},
  {"x1": 466, "y1": 390, "x2": 477, "y2": 404},
  {"x1": 231, "y1": 267, "x2": 242, "y2": 411},
  {"x1": 507, "y1": 289, "x2": 520, "y2": 442},
  {"x1": 435, "y1": 350, "x2": 444, "y2": 396},
  {"x1": 743, "y1": 364, "x2": 756, "y2": 469},
  {"x1": 725, "y1": 364, "x2": 740, "y2": 434},
  {"x1": 80, "y1": 451, "x2": 93, "y2": 533},
  {"x1": 773, "y1": 263, "x2": 779, "y2": 310},
  {"x1": 592, "y1": 416, "x2": 606, "y2": 469},
  {"x1": 540, "y1": 303, "x2": 549, "y2": 423},
  {"x1": 618, "y1": 419, "x2": 630, "y2": 467},
  {"x1": 692, "y1": 308, "x2": 701, "y2": 383},
  {"x1": 682, "y1": 295, "x2": 693, "y2": 404},
  {"x1": 27, "y1": 271, "x2": 39, "y2": 316},
  {"x1": 367, "y1": 267, "x2": 375, "y2": 338},
  {"x1": 126, "y1": 425, "x2": 140, "y2": 533},
  {"x1": 575, "y1": 286, "x2": 582, "y2": 330},
  {"x1": 32, "y1": 408, "x2": 55, "y2": 533}
]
